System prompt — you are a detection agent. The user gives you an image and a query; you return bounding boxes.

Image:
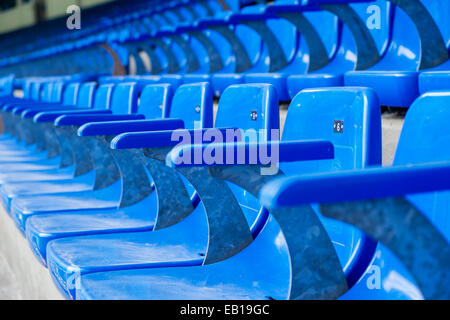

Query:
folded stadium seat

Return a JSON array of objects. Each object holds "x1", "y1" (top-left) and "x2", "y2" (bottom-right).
[
  {"x1": 280, "y1": 0, "x2": 390, "y2": 100},
  {"x1": 25, "y1": 82, "x2": 211, "y2": 266},
  {"x1": 260, "y1": 90, "x2": 450, "y2": 300},
  {"x1": 6, "y1": 81, "x2": 161, "y2": 225},
  {"x1": 43, "y1": 84, "x2": 278, "y2": 299},
  {"x1": 73, "y1": 86, "x2": 382, "y2": 300},
  {"x1": 0, "y1": 83, "x2": 174, "y2": 213},
  {"x1": 344, "y1": 0, "x2": 449, "y2": 107}
]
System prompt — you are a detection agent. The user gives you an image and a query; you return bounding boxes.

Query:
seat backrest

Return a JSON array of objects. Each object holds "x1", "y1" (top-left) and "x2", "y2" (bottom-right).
[
  {"x1": 281, "y1": 87, "x2": 381, "y2": 176},
  {"x1": 62, "y1": 82, "x2": 80, "y2": 106},
  {"x1": 31, "y1": 81, "x2": 43, "y2": 101},
  {"x1": 215, "y1": 83, "x2": 280, "y2": 141},
  {"x1": 0, "y1": 74, "x2": 14, "y2": 96},
  {"x1": 169, "y1": 82, "x2": 213, "y2": 129},
  {"x1": 320, "y1": 0, "x2": 392, "y2": 71},
  {"x1": 109, "y1": 82, "x2": 139, "y2": 114},
  {"x1": 394, "y1": 91, "x2": 450, "y2": 241},
  {"x1": 50, "y1": 82, "x2": 65, "y2": 103},
  {"x1": 76, "y1": 82, "x2": 97, "y2": 108},
  {"x1": 138, "y1": 83, "x2": 173, "y2": 119},
  {"x1": 280, "y1": 86, "x2": 382, "y2": 288},
  {"x1": 93, "y1": 84, "x2": 115, "y2": 110},
  {"x1": 40, "y1": 82, "x2": 53, "y2": 103}
]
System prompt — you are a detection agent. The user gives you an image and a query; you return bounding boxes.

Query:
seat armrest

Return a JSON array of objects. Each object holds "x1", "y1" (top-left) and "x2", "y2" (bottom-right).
[
  {"x1": 259, "y1": 161, "x2": 450, "y2": 208},
  {"x1": 111, "y1": 128, "x2": 235, "y2": 149},
  {"x1": 166, "y1": 139, "x2": 334, "y2": 167},
  {"x1": 78, "y1": 118, "x2": 185, "y2": 136},
  {"x1": 54, "y1": 114, "x2": 144, "y2": 127},
  {"x1": 33, "y1": 109, "x2": 111, "y2": 123}
]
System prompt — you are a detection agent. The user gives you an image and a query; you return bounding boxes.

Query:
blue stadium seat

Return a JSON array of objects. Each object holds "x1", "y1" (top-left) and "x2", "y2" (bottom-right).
[
  {"x1": 0, "y1": 83, "x2": 114, "y2": 188},
  {"x1": 0, "y1": 0, "x2": 448, "y2": 301},
  {"x1": 24, "y1": 82, "x2": 211, "y2": 265},
  {"x1": 5, "y1": 81, "x2": 167, "y2": 227},
  {"x1": 67, "y1": 86, "x2": 380, "y2": 299},
  {"x1": 42, "y1": 83, "x2": 277, "y2": 299},
  {"x1": 0, "y1": 83, "x2": 173, "y2": 211},
  {"x1": 260, "y1": 90, "x2": 450, "y2": 299},
  {"x1": 286, "y1": 0, "x2": 391, "y2": 99}
]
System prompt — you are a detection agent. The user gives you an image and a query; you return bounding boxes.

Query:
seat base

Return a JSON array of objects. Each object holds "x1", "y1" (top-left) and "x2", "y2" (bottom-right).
[
  {"x1": 25, "y1": 191, "x2": 158, "y2": 264},
  {"x1": 344, "y1": 71, "x2": 419, "y2": 107}
]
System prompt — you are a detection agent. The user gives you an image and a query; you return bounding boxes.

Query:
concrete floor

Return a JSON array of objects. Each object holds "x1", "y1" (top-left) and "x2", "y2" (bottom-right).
[
  {"x1": 0, "y1": 209, "x2": 62, "y2": 299},
  {"x1": 0, "y1": 108, "x2": 404, "y2": 300}
]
